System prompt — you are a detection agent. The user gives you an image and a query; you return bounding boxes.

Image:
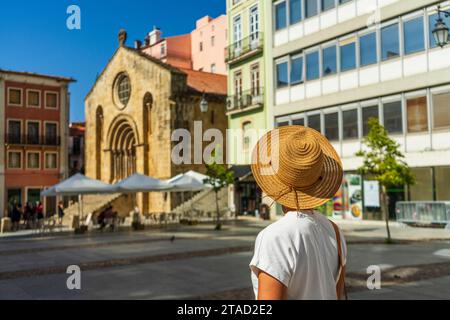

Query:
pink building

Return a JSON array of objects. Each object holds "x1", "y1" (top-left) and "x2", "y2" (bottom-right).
[{"x1": 138, "y1": 15, "x2": 227, "y2": 75}]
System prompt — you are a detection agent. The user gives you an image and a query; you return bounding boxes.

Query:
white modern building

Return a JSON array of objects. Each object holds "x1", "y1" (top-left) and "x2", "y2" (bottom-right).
[{"x1": 268, "y1": 0, "x2": 450, "y2": 219}]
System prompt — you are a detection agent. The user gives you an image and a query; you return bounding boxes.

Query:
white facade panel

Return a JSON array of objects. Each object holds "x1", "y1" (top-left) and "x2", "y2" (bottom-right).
[
  {"x1": 359, "y1": 66, "x2": 379, "y2": 86},
  {"x1": 429, "y1": 47, "x2": 450, "y2": 71},
  {"x1": 406, "y1": 134, "x2": 430, "y2": 152},
  {"x1": 338, "y1": 2, "x2": 357, "y2": 23},
  {"x1": 304, "y1": 17, "x2": 320, "y2": 35},
  {"x1": 305, "y1": 81, "x2": 322, "y2": 99},
  {"x1": 274, "y1": 30, "x2": 288, "y2": 47},
  {"x1": 290, "y1": 84, "x2": 305, "y2": 102},
  {"x1": 340, "y1": 71, "x2": 359, "y2": 91},
  {"x1": 322, "y1": 76, "x2": 339, "y2": 95},
  {"x1": 432, "y1": 131, "x2": 450, "y2": 150},
  {"x1": 342, "y1": 141, "x2": 361, "y2": 158},
  {"x1": 289, "y1": 23, "x2": 304, "y2": 42},
  {"x1": 276, "y1": 88, "x2": 290, "y2": 105},
  {"x1": 403, "y1": 54, "x2": 428, "y2": 77},
  {"x1": 380, "y1": 60, "x2": 402, "y2": 82},
  {"x1": 320, "y1": 10, "x2": 337, "y2": 30}
]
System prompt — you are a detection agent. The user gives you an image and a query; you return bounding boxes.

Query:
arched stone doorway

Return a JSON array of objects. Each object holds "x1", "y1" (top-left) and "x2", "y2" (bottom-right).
[{"x1": 108, "y1": 117, "x2": 138, "y2": 183}]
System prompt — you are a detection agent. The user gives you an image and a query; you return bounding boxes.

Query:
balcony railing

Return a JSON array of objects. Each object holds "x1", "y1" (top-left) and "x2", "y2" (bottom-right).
[
  {"x1": 5, "y1": 134, "x2": 61, "y2": 146},
  {"x1": 226, "y1": 88, "x2": 264, "y2": 114},
  {"x1": 225, "y1": 32, "x2": 264, "y2": 63}
]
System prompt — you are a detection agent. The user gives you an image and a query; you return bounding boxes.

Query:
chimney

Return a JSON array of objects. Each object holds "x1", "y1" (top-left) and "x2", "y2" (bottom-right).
[
  {"x1": 134, "y1": 40, "x2": 142, "y2": 49},
  {"x1": 148, "y1": 26, "x2": 162, "y2": 46}
]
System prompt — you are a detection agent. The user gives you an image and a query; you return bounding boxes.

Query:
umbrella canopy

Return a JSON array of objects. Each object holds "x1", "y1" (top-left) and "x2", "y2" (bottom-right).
[
  {"x1": 113, "y1": 173, "x2": 171, "y2": 193},
  {"x1": 41, "y1": 173, "x2": 115, "y2": 197},
  {"x1": 167, "y1": 170, "x2": 211, "y2": 192}
]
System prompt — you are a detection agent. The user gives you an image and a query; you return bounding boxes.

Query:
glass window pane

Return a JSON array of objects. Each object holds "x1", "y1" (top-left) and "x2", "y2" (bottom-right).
[
  {"x1": 322, "y1": 0, "x2": 335, "y2": 11},
  {"x1": 275, "y1": 1, "x2": 287, "y2": 30},
  {"x1": 290, "y1": 56, "x2": 303, "y2": 84},
  {"x1": 343, "y1": 109, "x2": 358, "y2": 140},
  {"x1": 276, "y1": 61, "x2": 289, "y2": 88},
  {"x1": 433, "y1": 92, "x2": 450, "y2": 129},
  {"x1": 307, "y1": 114, "x2": 321, "y2": 133},
  {"x1": 383, "y1": 101, "x2": 403, "y2": 134},
  {"x1": 362, "y1": 105, "x2": 379, "y2": 136},
  {"x1": 306, "y1": 51, "x2": 319, "y2": 80},
  {"x1": 305, "y1": 0, "x2": 318, "y2": 18},
  {"x1": 404, "y1": 16, "x2": 425, "y2": 55},
  {"x1": 409, "y1": 168, "x2": 433, "y2": 201},
  {"x1": 325, "y1": 112, "x2": 339, "y2": 141},
  {"x1": 290, "y1": 0, "x2": 302, "y2": 25},
  {"x1": 339, "y1": 0, "x2": 352, "y2": 3},
  {"x1": 429, "y1": 13, "x2": 450, "y2": 48},
  {"x1": 407, "y1": 96, "x2": 428, "y2": 133},
  {"x1": 435, "y1": 167, "x2": 450, "y2": 201},
  {"x1": 340, "y1": 42, "x2": 356, "y2": 71},
  {"x1": 322, "y1": 45, "x2": 337, "y2": 76},
  {"x1": 292, "y1": 118, "x2": 305, "y2": 126},
  {"x1": 277, "y1": 120, "x2": 290, "y2": 127},
  {"x1": 381, "y1": 23, "x2": 400, "y2": 61},
  {"x1": 359, "y1": 32, "x2": 377, "y2": 66},
  {"x1": 9, "y1": 89, "x2": 22, "y2": 105},
  {"x1": 28, "y1": 91, "x2": 40, "y2": 107}
]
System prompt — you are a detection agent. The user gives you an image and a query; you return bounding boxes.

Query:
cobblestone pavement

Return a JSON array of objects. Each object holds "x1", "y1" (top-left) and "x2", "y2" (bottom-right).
[{"x1": 0, "y1": 219, "x2": 449, "y2": 300}]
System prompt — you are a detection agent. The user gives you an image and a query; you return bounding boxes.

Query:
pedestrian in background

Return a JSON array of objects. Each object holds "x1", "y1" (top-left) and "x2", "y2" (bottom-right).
[
  {"x1": 58, "y1": 201, "x2": 65, "y2": 225},
  {"x1": 250, "y1": 126, "x2": 347, "y2": 300}
]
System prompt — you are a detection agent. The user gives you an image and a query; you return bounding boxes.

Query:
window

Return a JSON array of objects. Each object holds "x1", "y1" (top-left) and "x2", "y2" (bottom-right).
[
  {"x1": 8, "y1": 120, "x2": 21, "y2": 144},
  {"x1": 116, "y1": 74, "x2": 131, "y2": 106},
  {"x1": 340, "y1": 38, "x2": 356, "y2": 71},
  {"x1": 27, "y1": 122, "x2": 40, "y2": 144},
  {"x1": 381, "y1": 23, "x2": 400, "y2": 61},
  {"x1": 429, "y1": 13, "x2": 450, "y2": 48},
  {"x1": 161, "y1": 44, "x2": 166, "y2": 56},
  {"x1": 403, "y1": 16, "x2": 425, "y2": 55},
  {"x1": 234, "y1": 71, "x2": 243, "y2": 98},
  {"x1": 45, "y1": 123, "x2": 58, "y2": 145},
  {"x1": 276, "y1": 61, "x2": 289, "y2": 88},
  {"x1": 211, "y1": 36, "x2": 215, "y2": 47},
  {"x1": 277, "y1": 120, "x2": 290, "y2": 127},
  {"x1": 362, "y1": 105, "x2": 379, "y2": 136},
  {"x1": 339, "y1": 0, "x2": 352, "y2": 3},
  {"x1": 233, "y1": 15, "x2": 242, "y2": 46},
  {"x1": 383, "y1": 101, "x2": 403, "y2": 134},
  {"x1": 243, "y1": 122, "x2": 252, "y2": 151},
  {"x1": 27, "y1": 189, "x2": 41, "y2": 205},
  {"x1": 359, "y1": 32, "x2": 377, "y2": 66},
  {"x1": 306, "y1": 51, "x2": 319, "y2": 80},
  {"x1": 275, "y1": 1, "x2": 287, "y2": 30},
  {"x1": 433, "y1": 91, "x2": 450, "y2": 130},
  {"x1": 8, "y1": 88, "x2": 22, "y2": 106},
  {"x1": 409, "y1": 168, "x2": 433, "y2": 201},
  {"x1": 27, "y1": 152, "x2": 40, "y2": 170},
  {"x1": 250, "y1": 5, "x2": 259, "y2": 41},
  {"x1": 322, "y1": 45, "x2": 337, "y2": 76},
  {"x1": 292, "y1": 118, "x2": 305, "y2": 126},
  {"x1": 435, "y1": 167, "x2": 450, "y2": 201},
  {"x1": 27, "y1": 90, "x2": 40, "y2": 107},
  {"x1": 199, "y1": 42, "x2": 203, "y2": 52},
  {"x1": 290, "y1": 55, "x2": 303, "y2": 84},
  {"x1": 45, "y1": 153, "x2": 58, "y2": 170},
  {"x1": 307, "y1": 114, "x2": 321, "y2": 133},
  {"x1": 343, "y1": 109, "x2": 358, "y2": 140},
  {"x1": 8, "y1": 151, "x2": 22, "y2": 169},
  {"x1": 407, "y1": 96, "x2": 428, "y2": 133},
  {"x1": 251, "y1": 64, "x2": 261, "y2": 96},
  {"x1": 322, "y1": 0, "x2": 335, "y2": 11},
  {"x1": 325, "y1": 112, "x2": 339, "y2": 141},
  {"x1": 290, "y1": 0, "x2": 302, "y2": 25},
  {"x1": 45, "y1": 92, "x2": 58, "y2": 109},
  {"x1": 211, "y1": 64, "x2": 216, "y2": 74},
  {"x1": 305, "y1": 0, "x2": 318, "y2": 18}
]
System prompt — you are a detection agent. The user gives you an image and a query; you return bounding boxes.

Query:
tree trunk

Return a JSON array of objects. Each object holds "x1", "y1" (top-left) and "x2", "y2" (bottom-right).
[
  {"x1": 381, "y1": 186, "x2": 392, "y2": 243},
  {"x1": 215, "y1": 190, "x2": 221, "y2": 230}
]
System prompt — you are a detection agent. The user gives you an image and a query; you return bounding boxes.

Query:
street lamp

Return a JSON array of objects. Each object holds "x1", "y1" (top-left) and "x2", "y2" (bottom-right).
[
  {"x1": 432, "y1": 5, "x2": 450, "y2": 48},
  {"x1": 199, "y1": 92, "x2": 208, "y2": 113}
]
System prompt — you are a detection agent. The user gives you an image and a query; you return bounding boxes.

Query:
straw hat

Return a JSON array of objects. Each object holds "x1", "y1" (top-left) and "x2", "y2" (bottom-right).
[{"x1": 251, "y1": 126, "x2": 343, "y2": 210}]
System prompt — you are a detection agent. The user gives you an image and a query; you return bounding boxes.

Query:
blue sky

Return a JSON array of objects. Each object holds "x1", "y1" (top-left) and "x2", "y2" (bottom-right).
[{"x1": 0, "y1": 0, "x2": 226, "y2": 122}]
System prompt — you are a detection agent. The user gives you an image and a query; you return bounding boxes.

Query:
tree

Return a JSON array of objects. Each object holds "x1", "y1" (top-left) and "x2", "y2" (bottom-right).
[
  {"x1": 204, "y1": 152, "x2": 234, "y2": 231},
  {"x1": 356, "y1": 118, "x2": 415, "y2": 243}
]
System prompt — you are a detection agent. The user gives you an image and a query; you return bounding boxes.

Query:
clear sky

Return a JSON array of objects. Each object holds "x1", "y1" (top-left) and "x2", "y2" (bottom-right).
[{"x1": 0, "y1": 0, "x2": 226, "y2": 122}]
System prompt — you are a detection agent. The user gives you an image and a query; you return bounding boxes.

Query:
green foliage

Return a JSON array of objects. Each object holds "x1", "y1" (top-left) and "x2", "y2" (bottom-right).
[
  {"x1": 356, "y1": 118, "x2": 415, "y2": 188},
  {"x1": 203, "y1": 151, "x2": 234, "y2": 192}
]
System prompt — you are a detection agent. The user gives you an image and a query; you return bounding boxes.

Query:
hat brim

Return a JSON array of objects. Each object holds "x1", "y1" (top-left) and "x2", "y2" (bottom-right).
[{"x1": 251, "y1": 126, "x2": 343, "y2": 210}]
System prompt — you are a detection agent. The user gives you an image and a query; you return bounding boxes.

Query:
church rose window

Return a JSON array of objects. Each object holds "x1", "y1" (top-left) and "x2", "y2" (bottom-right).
[{"x1": 116, "y1": 74, "x2": 131, "y2": 106}]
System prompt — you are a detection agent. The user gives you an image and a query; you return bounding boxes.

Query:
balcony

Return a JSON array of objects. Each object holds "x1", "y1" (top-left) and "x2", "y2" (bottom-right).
[
  {"x1": 5, "y1": 134, "x2": 61, "y2": 146},
  {"x1": 225, "y1": 33, "x2": 264, "y2": 64},
  {"x1": 226, "y1": 88, "x2": 264, "y2": 115}
]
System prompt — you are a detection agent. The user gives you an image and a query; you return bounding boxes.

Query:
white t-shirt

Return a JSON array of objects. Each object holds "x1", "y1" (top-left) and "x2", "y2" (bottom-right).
[{"x1": 250, "y1": 211, "x2": 347, "y2": 300}]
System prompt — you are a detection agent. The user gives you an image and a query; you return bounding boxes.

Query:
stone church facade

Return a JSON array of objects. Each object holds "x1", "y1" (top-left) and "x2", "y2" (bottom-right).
[{"x1": 84, "y1": 31, "x2": 227, "y2": 214}]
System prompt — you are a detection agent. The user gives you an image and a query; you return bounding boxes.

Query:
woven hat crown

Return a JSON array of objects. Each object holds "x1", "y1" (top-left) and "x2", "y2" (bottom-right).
[{"x1": 276, "y1": 129, "x2": 324, "y2": 190}]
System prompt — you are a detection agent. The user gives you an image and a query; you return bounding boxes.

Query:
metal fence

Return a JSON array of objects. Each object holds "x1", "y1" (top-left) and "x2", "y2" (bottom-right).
[{"x1": 396, "y1": 201, "x2": 450, "y2": 224}]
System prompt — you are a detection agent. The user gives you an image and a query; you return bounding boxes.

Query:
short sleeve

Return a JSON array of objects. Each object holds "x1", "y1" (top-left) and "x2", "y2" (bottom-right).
[{"x1": 249, "y1": 230, "x2": 294, "y2": 288}]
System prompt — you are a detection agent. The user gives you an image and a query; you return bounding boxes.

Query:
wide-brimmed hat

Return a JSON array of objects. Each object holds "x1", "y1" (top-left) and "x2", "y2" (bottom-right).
[{"x1": 251, "y1": 126, "x2": 343, "y2": 210}]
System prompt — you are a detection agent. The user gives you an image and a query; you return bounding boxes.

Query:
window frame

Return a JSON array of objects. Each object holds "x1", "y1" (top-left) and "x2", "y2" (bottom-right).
[
  {"x1": 402, "y1": 13, "x2": 426, "y2": 56},
  {"x1": 26, "y1": 89, "x2": 41, "y2": 108},
  {"x1": 305, "y1": 48, "x2": 320, "y2": 81},
  {"x1": 323, "y1": 107, "x2": 340, "y2": 141},
  {"x1": 26, "y1": 151, "x2": 41, "y2": 170},
  {"x1": 275, "y1": 58, "x2": 290, "y2": 88},
  {"x1": 381, "y1": 95, "x2": 404, "y2": 135},
  {"x1": 380, "y1": 20, "x2": 401, "y2": 62},
  {"x1": 322, "y1": 42, "x2": 338, "y2": 77},
  {"x1": 431, "y1": 85, "x2": 450, "y2": 131},
  {"x1": 341, "y1": 105, "x2": 360, "y2": 141},
  {"x1": 405, "y1": 90, "x2": 429, "y2": 134},
  {"x1": 44, "y1": 121, "x2": 59, "y2": 145},
  {"x1": 306, "y1": 111, "x2": 323, "y2": 134},
  {"x1": 8, "y1": 150, "x2": 23, "y2": 170},
  {"x1": 44, "y1": 152, "x2": 59, "y2": 170},
  {"x1": 26, "y1": 120, "x2": 41, "y2": 144},
  {"x1": 358, "y1": 28, "x2": 378, "y2": 67},
  {"x1": 7, "y1": 87, "x2": 23, "y2": 107},
  {"x1": 44, "y1": 90, "x2": 59, "y2": 110}
]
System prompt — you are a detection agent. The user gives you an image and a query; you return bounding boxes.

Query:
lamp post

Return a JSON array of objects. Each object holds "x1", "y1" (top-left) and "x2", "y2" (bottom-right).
[
  {"x1": 432, "y1": 5, "x2": 450, "y2": 48},
  {"x1": 199, "y1": 92, "x2": 209, "y2": 113}
]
